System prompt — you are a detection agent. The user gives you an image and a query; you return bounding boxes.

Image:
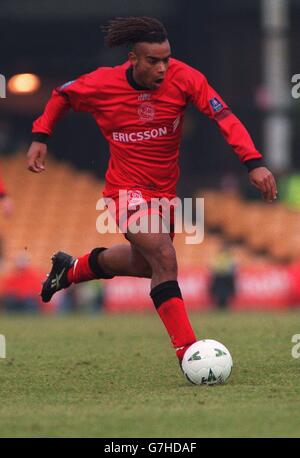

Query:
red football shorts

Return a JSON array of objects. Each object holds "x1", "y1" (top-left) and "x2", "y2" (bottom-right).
[{"x1": 103, "y1": 189, "x2": 176, "y2": 240}]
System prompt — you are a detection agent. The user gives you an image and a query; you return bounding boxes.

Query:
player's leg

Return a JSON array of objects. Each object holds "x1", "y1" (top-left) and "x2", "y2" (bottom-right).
[
  {"x1": 95, "y1": 244, "x2": 152, "y2": 278},
  {"x1": 66, "y1": 243, "x2": 152, "y2": 282},
  {"x1": 40, "y1": 244, "x2": 152, "y2": 303},
  {"x1": 125, "y1": 222, "x2": 197, "y2": 361}
]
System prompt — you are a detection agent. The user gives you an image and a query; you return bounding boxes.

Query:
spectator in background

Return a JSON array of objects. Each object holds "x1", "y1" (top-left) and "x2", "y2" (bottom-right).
[
  {"x1": 277, "y1": 170, "x2": 300, "y2": 210},
  {"x1": 0, "y1": 253, "x2": 44, "y2": 313},
  {"x1": 210, "y1": 242, "x2": 236, "y2": 309},
  {"x1": 58, "y1": 281, "x2": 105, "y2": 314}
]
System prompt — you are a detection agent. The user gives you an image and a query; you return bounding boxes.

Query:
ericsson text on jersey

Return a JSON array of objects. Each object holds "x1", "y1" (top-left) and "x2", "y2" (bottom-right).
[{"x1": 112, "y1": 127, "x2": 168, "y2": 143}]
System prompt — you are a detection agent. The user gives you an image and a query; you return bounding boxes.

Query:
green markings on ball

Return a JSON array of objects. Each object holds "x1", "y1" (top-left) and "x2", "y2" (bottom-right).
[
  {"x1": 188, "y1": 351, "x2": 201, "y2": 361},
  {"x1": 201, "y1": 369, "x2": 217, "y2": 384},
  {"x1": 208, "y1": 369, "x2": 217, "y2": 383},
  {"x1": 214, "y1": 348, "x2": 227, "y2": 357}
]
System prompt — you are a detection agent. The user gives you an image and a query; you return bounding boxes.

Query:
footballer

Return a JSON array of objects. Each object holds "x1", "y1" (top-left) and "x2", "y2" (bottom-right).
[{"x1": 27, "y1": 17, "x2": 277, "y2": 363}]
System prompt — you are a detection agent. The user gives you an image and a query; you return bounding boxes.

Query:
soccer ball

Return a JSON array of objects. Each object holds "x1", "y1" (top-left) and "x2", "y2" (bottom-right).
[{"x1": 182, "y1": 339, "x2": 233, "y2": 385}]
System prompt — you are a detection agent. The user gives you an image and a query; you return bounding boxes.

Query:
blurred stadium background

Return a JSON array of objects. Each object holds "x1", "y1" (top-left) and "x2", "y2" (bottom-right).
[{"x1": 1, "y1": 0, "x2": 300, "y2": 314}]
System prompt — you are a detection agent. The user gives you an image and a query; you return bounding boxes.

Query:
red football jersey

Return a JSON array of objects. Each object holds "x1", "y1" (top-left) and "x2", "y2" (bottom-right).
[{"x1": 32, "y1": 58, "x2": 263, "y2": 198}]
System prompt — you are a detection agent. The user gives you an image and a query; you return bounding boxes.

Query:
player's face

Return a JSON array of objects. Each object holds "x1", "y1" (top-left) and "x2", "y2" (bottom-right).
[{"x1": 129, "y1": 40, "x2": 171, "y2": 90}]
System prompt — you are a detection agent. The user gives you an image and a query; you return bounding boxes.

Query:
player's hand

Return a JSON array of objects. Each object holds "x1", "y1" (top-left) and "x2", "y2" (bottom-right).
[
  {"x1": 27, "y1": 141, "x2": 47, "y2": 173},
  {"x1": 249, "y1": 166, "x2": 277, "y2": 203}
]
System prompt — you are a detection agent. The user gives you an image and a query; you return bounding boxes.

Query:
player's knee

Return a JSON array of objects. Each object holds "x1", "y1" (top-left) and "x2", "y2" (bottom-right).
[{"x1": 151, "y1": 244, "x2": 177, "y2": 275}]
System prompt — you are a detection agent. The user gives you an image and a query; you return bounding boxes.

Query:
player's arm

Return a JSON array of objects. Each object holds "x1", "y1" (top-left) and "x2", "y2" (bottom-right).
[
  {"x1": 27, "y1": 85, "x2": 71, "y2": 173},
  {"x1": 27, "y1": 75, "x2": 95, "y2": 173},
  {"x1": 188, "y1": 69, "x2": 277, "y2": 202}
]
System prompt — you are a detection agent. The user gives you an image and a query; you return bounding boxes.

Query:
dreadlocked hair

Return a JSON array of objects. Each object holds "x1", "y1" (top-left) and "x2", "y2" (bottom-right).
[{"x1": 102, "y1": 16, "x2": 168, "y2": 48}]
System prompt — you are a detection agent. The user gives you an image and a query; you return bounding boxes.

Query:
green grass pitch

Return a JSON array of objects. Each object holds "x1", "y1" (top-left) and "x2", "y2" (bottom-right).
[{"x1": 0, "y1": 311, "x2": 300, "y2": 438}]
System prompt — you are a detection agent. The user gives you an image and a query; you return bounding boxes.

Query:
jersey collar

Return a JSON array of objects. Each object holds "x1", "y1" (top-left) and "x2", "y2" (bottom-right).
[{"x1": 126, "y1": 66, "x2": 151, "y2": 91}]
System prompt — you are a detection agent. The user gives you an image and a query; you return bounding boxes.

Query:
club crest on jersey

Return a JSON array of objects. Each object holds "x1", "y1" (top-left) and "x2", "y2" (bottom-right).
[
  {"x1": 138, "y1": 102, "x2": 155, "y2": 122},
  {"x1": 209, "y1": 97, "x2": 223, "y2": 112},
  {"x1": 127, "y1": 190, "x2": 146, "y2": 209}
]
